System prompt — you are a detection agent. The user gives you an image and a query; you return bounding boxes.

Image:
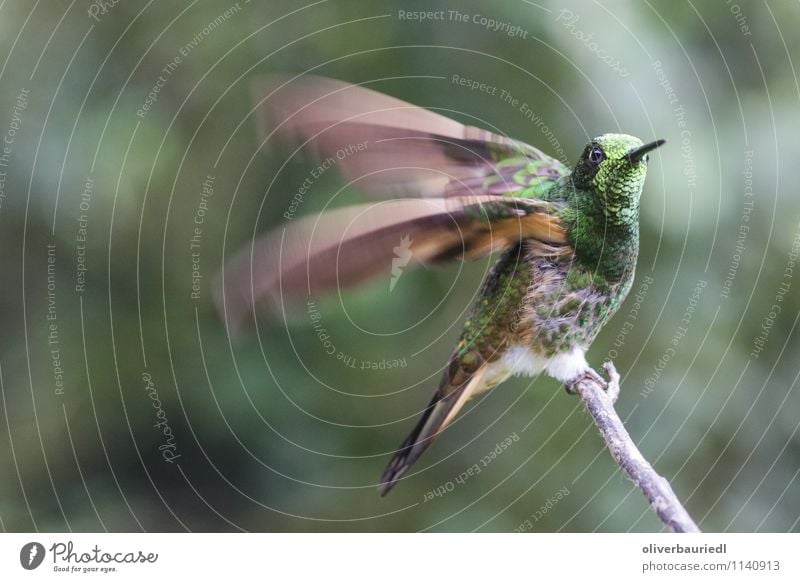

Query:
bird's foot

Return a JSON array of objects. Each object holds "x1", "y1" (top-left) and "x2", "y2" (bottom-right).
[
  {"x1": 564, "y1": 361, "x2": 620, "y2": 404},
  {"x1": 564, "y1": 367, "x2": 606, "y2": 394}
]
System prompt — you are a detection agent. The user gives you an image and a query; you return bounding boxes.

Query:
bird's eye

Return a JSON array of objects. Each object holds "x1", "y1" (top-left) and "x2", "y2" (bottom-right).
[{"x1": 588, "y1": 146, "x2": 604, "y2": 166}]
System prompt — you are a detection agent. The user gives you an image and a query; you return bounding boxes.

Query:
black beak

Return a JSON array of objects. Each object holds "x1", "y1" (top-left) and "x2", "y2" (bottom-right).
[{"x1": 627, "y1": 139, "x2": 666, "y2": 164}]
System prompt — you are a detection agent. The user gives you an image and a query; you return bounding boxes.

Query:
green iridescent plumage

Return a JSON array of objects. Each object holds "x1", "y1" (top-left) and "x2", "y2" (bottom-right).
[
  {"x1": 380, "y1": 134, "x2": 664, "y2": 493},
  {"x1": 454, "y1": 134, "x2": 651, "y2": 363}
]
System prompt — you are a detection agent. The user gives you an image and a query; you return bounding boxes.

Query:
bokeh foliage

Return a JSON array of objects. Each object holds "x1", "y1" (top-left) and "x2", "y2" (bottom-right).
[{"x1": 0, "y1": 0, "x2": 798, "y2": 532}]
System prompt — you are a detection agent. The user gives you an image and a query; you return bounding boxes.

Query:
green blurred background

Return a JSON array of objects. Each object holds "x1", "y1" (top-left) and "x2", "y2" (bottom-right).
[{"x1": 0, "y1": 0, "x2": 798, "y2": 532}]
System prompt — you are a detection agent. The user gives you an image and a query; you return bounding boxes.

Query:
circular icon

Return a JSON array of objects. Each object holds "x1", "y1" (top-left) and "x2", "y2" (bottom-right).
[{"x1": 19, "y1": 542, "x2": 45, "y2": 570}]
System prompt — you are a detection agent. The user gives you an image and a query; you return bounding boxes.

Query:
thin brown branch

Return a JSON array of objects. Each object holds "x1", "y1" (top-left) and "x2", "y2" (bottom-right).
[{"x1": 569, "y1": 361, "x2": 701, "y2": 533}]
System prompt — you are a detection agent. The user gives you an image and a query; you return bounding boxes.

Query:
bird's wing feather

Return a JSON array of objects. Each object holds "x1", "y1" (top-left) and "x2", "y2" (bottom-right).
[
  {"x1": 215, "y1": 195, "x2": 569, "y2": 333},
  {"x1": 252, "y1": 74, "x2": 568, "y2": 198}
]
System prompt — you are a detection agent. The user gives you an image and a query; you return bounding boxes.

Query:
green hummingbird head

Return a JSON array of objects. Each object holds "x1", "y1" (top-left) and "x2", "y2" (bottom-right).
[{"x1": 571, "y1": 133, "x2": 666, "y2": 227}]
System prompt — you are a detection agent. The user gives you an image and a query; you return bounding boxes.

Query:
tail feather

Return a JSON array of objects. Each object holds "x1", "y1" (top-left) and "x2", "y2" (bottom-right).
[
  {"x1": 379, "y1": 393, "x2": 444, "y2": 496},
  {"x1": 378, "y1": 366, "x2": 487, "y2": 495}
]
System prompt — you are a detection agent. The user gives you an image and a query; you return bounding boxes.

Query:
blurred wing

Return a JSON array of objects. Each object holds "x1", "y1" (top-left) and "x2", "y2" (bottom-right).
[
  {"x1": 253, "y1": 74, "x2": 568, "y2": 198},
  {"x1": 215, "y1": 195, "x2": 570, "y2": 333}
]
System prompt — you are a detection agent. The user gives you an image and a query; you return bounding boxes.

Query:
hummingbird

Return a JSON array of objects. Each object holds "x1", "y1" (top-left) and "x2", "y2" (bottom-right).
[{"x1": 215, "y1": 75, "x2": 665, "y2": 496}]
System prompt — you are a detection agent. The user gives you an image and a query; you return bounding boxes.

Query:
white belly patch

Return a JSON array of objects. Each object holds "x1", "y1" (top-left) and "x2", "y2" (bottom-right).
[
  {"x1": 472, "y1": 346, "x2": 590, "y2": 397},
  {"x1": 502, "y1": 345, "x2": 548, "y2": 377},
  {"x1": 545, "y1": 346, "x2": 589, "y2": 383},
  {"x1": 483, "y1": 344, "x2": 588, "y2": 385}
]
